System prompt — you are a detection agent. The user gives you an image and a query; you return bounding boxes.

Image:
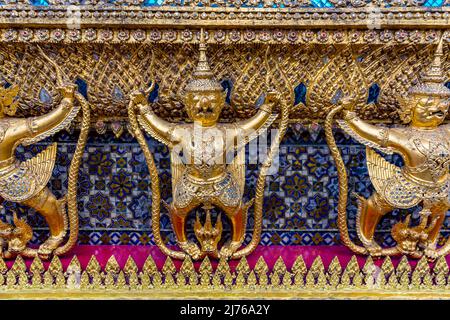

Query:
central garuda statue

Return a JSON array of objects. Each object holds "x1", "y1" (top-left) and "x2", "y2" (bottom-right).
[
  {"x1": 129, "y1": 31, "x2": 289, "y2": 260},
  {"x1": 326, "y1": 38, "x2": 450, "y2": 260}
]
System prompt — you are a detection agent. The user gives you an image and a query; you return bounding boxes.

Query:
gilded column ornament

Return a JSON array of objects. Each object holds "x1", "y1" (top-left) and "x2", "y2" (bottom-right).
[
  {"x1": 326, "y1": 38, "x2": 450, "y2": 259},
  {"x1": 129, "y1": 30, "x2": 289, "y2": 260},
  {"x1": 0, "y1": 47, "x2": 88, "y2": 259}
]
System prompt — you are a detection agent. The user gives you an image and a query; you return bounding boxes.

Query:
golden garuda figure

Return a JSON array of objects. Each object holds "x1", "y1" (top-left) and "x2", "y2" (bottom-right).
[
  {"x1": 0, "y1": 47, "x2": 87, "y2": 259},
  {"x1": 129, "y1": 31, "x2": 289, "y2": 260},
  {"x1": 326, "y1": 38, "x2": 450, "y2": 259}
]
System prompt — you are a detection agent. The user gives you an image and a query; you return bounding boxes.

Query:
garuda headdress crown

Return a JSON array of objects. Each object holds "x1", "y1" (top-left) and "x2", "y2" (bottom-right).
[
  {"x1": 185, "y1": 29, "x2": 223, "y2": 93},
  {"x1": 409, "y1": 36, "x2": 450, "y2": 98}
]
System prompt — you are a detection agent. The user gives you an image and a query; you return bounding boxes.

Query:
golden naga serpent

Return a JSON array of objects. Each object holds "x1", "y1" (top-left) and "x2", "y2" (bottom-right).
[
  {"x1": 324, "y1": 105, "x2": 367, "y2": 255},
  {"x1": 231, "y1": 49, "x2": 290, "y2": 259},
  {"x1": 54, "y1": 91, "x2": 89, "y2": 256},
  {"x1": 130, "y1": 48, "x2": 290, "y2": 260},
  {"x1": 20, "y1": 50, "x2": 90, "y2": 258}
]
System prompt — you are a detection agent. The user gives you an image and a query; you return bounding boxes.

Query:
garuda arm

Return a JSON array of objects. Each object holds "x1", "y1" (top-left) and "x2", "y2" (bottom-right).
[
  {"x1": 229, "y1": 91, "x2": 279, "y2": 149},
  {"x1": 20, "y1": 84, "x2": 79, "y2": 146},
  {"x1": 336, "y1": 105, "x2": 408, "y2": 204},
  {"x1": 336, "y1": 108, "x2": 398, "y2": 155},
  {"x1": 131, "y1": 90, "x2": 177, "y2": 148}
]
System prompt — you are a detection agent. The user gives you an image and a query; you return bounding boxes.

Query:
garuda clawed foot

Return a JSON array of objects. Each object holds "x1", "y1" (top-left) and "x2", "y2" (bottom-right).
[
  {"x1": 219, "y1": 241, "x2": 241, "y2": 260},
  {"x1": 179, "y1": 241, "x2": 203, "y2": 260},
  {"x1": 38, "y1": 234, "x2": 65, "y2": 258}
]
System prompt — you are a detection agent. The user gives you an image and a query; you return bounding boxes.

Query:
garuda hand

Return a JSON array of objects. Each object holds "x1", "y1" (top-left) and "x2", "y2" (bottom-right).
[
  {"x1": 339, "y1": 94, "x2": 356, "y2": 111},
  {"x1": 57, "y1": 83, "x2": 77, "y2": 99},
  {"x1": 265, "y1": 91, "x2": 281, "y2": 105}
]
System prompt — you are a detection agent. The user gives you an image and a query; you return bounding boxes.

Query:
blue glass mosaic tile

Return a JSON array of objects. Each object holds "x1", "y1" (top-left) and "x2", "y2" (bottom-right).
[{"x1": 2, "y1": 125, "x2": 440, "y2": 247}]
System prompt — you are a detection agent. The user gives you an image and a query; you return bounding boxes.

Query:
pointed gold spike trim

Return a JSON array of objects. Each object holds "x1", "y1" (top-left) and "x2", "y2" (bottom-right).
[
  {"x1": 0, "y1": 253, "x2": 449, "y2": 297},
  {"x1": 162, "y1": 256, "x2": 176, "y2": 275},
  {"x1": 43, "y1": 271, "x2": 54, "y2": 287},
  {"x1": 236, "y1": 257, "x2": 250, "y2": 275},
  {"x1": 165, "y1": 273, "x2": 176, "y2": 288},
  {"x1": 80, "y1": 271, "x2": 89, "y2": 289},
  {"x1": 415, "y1": 256, "x2": 430, "y2": 275},
  {"x1": 55, "y1": 273, "x2": 65, "y2": 288},
  {"x1": 30, "y1": 256, "x2": 44, "y2": 275},
  {"x1": 345, "y1": 256, "x2": 360, "y2": 277},
  {"x1": 434, "y1": 256, "x2": 449, "y2": 275},
  {"x1": 216, "y1": 258, "x2": 230, "y2": 276},
  {"x1": 11, "y1": 255, "x2": 26, "y2": 275},
  {"x1": 327, "y1": 256, "x2": 342, "y2": 288},
  {"x1": 362, "y1": 256, "x2": 375, "y2": 275},
  {"x1": 124, "y1": 256, "x2": 138, "y2": 275},
  {"x1": 292, "y1": 255, "x2": 307, "y2": 276},
  {"x1": 86, "y1": 255, "x2": 101, "y2": 275},
  {"x1": 116, "y1": 271, "x2": 126, "y2": 289},
  {"x1": 0, "y1": 256, "x2": 7, "y2": 274},
  {"x1": 152, "y1": 272, "x2": 162, "y2": 287},
  {"x1": 180, "y1": 256, "x2": 195, "y2": 276},
  {"x1": 247, "y1": 270, "x2": 257, "y2": 287},
  {"x1": 199, "y1": 256, "x2": 213, "y2": 275},
  {"x1": 223, "y1": 271, "x2": 233, "y2": 287},
  {"x1": 67, "y1": 256, "x2": 81, "y2": 274},
  {"x1": 380, "y1": 256, "x2": 394, "y2": 277},
  {"x1": 235, "y1": 272, "x2": 245, "y2": 287},
  {"x1": 105, "y1": 255, "x2": 121, "y2": 274},
  {"x1": 142, "y1": 255, "x2": 158, "y2": 276},
  {"x1": 129, "y1": 273, "x2": 140, "y2": 289},
  {"x1": 254, "y1": 256, "x2": 269, "y2": 275},
  {"x1": 273, "y1": 256, "x2": 287, "y2": 275},
  {"x1": 310, "y1": 256, "x2": 325, "y2": 278},
  {"x1": 397, "y1": 255, "x2": 412, "y2": 276},
  {"x1": 282, "y1": 271, "x2": 292, "y2": 287},
  {"x1": 48, "y1": 256, "x2": 63, "y2": 276}
]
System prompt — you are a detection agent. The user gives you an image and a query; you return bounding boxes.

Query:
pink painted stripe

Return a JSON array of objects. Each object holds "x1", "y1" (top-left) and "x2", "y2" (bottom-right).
[{"x1": 5, "y1": 246, "x2": 441, "y2": 270}]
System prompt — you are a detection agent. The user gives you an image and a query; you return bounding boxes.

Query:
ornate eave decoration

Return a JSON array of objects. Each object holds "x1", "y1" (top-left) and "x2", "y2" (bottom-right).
[{"x1": 0, "y1": 3, "x2": 449, "y2": 44}]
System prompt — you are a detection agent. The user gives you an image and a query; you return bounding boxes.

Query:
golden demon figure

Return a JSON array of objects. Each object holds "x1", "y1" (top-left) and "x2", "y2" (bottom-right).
[
  {"x1": 326, "y1": 38, "x2": 450, "y2": 259},
  {"x1": 0, "y1": 48, "x2": 80, "y2": 259},
  {"x1": 129, "y1": 32, "x2": 288, "y2": 260}
]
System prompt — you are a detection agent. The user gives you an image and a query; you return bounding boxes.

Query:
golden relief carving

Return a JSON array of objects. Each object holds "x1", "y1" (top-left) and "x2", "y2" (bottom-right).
[
  {"x1": 326, "y1": 38, "x2": 450, "y2": 260},
  {"x1": 0, "y1": 48, "x2": 90, "y2": 260},
  {"x1": 129, "y1": 31, "x2": 290, "y2": 260},
  {"x1": 0, "y1": 24, "x2": 448, "y2": 265}
]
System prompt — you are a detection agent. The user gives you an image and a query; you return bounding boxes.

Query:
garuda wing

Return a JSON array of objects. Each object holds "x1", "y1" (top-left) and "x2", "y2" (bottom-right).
[
  {"x1": 170, "y1": 151, "x2": 185, "y2": 196},
  {"x1": 365, "y1": 146, "x2": 401, "y2": 198},
  {"x1": 137, "y1": 114, "x2": 184, "y2": 194},
  {"x1": 0, "y1": 143, "x2": 57, "y2": 202},
  {"x1": 228, "y1": 147, "x2": 246, "y2": 198}
]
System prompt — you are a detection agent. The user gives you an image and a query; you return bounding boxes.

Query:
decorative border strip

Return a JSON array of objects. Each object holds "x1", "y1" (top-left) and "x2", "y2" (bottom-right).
[
  {"x1": 0, "y1": 6, "x2": 450, "y2": 30},
  {"x1": 2, "y1": 27, "x2": 450, "y2": 44},
  {"x1": 5, "y1": 0, "x2": 450, "y2": 8},
  {"x1": 1, "y1": 253, "x2": 449, "y2": 299}
]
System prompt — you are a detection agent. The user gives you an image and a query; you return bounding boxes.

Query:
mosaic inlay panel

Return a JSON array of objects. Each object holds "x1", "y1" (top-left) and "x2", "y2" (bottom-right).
[{"x1": 2, "y1": 125, "x2": 448, "y2": 247}]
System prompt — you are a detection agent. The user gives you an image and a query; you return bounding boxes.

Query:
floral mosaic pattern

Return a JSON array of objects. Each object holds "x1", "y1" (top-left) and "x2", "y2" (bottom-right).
[{"x1": 2, "y1": 125, "x2": 448, "y2": 247}]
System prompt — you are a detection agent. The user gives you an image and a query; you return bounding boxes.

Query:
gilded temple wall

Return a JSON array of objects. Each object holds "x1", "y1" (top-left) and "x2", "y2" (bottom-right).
[
  {"x1": 1, "y1": 40, "x2": 450, "y2": 247},
  {"x1": 1, "y1": 1, "x2": 450, "y2": 251}
]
